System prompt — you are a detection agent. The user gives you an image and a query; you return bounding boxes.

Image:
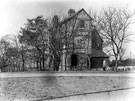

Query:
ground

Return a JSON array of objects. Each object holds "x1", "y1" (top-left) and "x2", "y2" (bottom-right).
[{"x1": 0, "y1": 73, "x2": 135, "y2": 101}]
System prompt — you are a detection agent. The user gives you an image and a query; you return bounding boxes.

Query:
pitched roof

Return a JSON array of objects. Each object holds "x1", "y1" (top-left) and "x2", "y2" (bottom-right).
[
  {"x1": 91, "y1": 28, "x2": 103, "y2": 42},
  {"x1": 60, "y1": 8, "x2": 93, "y2": 25},
  {"x1": 48, "y1": 8, "x2": 93, "y2": 31},
  {"x1": 89, "y1": 49, "x2": 109, "y2": 58}
]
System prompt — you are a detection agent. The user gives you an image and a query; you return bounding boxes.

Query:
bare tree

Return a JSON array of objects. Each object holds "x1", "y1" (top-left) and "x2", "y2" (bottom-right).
[
  {"x1": 0, "y1": 35, "x2": 28, "y2": 72},
  {"x1": 49, "y1": 15, "x2": 62, "y2": 71},
  {"x1": 97, "y1": 7, "x2": 134, "y2": 69},
  {"x1": 0, "y1": 36, "x2": 11, "y2": 72}
]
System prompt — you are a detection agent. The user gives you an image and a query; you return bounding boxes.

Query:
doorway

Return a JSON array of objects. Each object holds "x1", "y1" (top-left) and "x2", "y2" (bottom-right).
[
  {"x1": 90, "y1": 57, "x2": 103, "y2": 69},
  {"x1": 71, "y1": 54, "x2": 78, "y2": 70}
]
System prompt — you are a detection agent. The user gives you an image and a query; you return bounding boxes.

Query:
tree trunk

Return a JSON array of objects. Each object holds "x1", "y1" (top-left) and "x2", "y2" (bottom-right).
[
  {"x1": 22, "y1": 59, "x2": 25, "y2": 71},
  {"x1": 39, "y1": 57, "x2": 42, "y2": 71},
  {"x1": 49, "y1": 55, "x2": 53, "y2": 70},
  {"x1": 115, "y1": 56, "x2": 118, "y2": 71},
  {"x1": 53, "y1": 54, "x2": 60, "y2": 71},
  {"x1": 42, "y1": 54, "x2": 45, "y2": 70},
  {"x1": 87, "y1": 57, "x2": 91, "y2": 70},
  {"x1": 21, "y1": 53, "x2": 25, "y2": 71},
  {"x1": 65, "y1": 54, "x2": 67, "y2": 71},
  {"x1": 36, "y1": 60, "x2": 39, "y2": 70}
]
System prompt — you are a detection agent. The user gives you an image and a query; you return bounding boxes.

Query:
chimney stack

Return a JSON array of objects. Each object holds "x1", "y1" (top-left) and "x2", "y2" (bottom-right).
[{"x1": 68, "y1": 9, "x2": 76, "y2": 17}]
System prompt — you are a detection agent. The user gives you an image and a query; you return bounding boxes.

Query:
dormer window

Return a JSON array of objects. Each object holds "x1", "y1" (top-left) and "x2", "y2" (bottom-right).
[{"x1": 79, "y1": 20, "x2": 85, "y2": 28}]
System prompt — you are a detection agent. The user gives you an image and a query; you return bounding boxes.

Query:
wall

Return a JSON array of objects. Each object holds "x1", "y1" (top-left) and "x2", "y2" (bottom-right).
[{"x1": 60, "y1": 10, "x2": 93, "y2": 70}]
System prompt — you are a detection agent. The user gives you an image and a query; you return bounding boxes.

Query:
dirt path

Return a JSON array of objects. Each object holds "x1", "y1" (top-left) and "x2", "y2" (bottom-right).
[{"x1": 43, "y1": 88, "x2": 135, "y2": 101}]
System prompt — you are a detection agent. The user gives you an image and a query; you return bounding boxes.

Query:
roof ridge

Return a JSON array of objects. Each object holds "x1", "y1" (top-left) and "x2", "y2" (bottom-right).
[
  {"x1": 60, "y1": 8, "x2": 92, "y2": 25},
  {"x1": 48, "y1": 8, "x2": 93, "y2": 30}
]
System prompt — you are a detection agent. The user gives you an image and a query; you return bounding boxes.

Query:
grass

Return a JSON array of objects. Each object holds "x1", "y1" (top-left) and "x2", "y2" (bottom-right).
[{"x1": 0, "y1": 76, "x2": 135, "y2": 101}]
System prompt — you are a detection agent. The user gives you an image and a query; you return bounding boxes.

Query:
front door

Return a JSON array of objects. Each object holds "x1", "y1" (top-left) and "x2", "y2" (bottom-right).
[
  {"x1": 71, "y1": 54, "x2": 78, "y2": 70},
  {"x1": 71, "y1": 54, "x2": 78, "y2": 66}
]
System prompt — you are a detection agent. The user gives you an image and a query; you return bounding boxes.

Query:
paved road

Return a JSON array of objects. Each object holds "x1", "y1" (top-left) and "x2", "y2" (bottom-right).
[
  {"x1": 43, "y1": 88, "x2": 135, "y2": 101},
  {"x1": 1, "y1": 71, "x2": 135, "y2": 78}
]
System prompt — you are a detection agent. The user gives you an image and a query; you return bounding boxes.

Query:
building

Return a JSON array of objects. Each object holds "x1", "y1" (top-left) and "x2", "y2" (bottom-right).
[{"x1": 49, "y1": 8, "x2": 108, "y2": 71}]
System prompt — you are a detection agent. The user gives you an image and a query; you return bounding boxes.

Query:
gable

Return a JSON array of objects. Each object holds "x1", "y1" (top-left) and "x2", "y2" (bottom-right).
[
  {"x1": 60, "y1": 8, "x2": 92, "y2": 25},
  {"x1": 77, "y1": 10, "x2": 91, "y2": 20}
]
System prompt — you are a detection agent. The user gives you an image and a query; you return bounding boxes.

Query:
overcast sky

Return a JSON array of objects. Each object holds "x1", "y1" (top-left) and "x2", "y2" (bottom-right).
[{"x1": 0, "y1": 0, "x2": 135, "y2": 58}]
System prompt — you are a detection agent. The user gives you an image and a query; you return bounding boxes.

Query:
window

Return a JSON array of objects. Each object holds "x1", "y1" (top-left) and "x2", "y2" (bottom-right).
[{"x1": 79, "y1": 20, "x2": 85, "y2": 28}]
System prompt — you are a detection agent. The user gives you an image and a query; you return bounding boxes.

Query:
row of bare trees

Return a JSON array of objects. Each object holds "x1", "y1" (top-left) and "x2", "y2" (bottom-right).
[
  {"x1": 0, "y1": 7, "x2": 134, "y2": 72},
  {"x1": 90, "y1": 7, "x2": 134, "y2": 69}
]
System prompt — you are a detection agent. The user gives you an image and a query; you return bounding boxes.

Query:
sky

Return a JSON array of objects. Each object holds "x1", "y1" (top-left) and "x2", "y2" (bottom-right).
[{"x1": 0, "y1": 0, "x2": 135, "y2": 59}]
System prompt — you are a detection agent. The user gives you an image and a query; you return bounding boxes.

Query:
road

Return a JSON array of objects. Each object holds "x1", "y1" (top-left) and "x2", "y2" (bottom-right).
[
  {"x1": 42, "y1": 87, "x2": 135, "y2": 101},
  {"x1": 1, "y1": 71, "x2": 135, "y2": 78}
]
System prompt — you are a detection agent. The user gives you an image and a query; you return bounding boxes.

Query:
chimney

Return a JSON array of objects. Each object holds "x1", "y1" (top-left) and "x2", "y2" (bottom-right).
[{"x1": 68, "y1": 9, "x2": 76, "y2": 17}]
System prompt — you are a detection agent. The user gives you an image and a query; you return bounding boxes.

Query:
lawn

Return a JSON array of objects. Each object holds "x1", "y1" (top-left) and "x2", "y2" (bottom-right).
[{"x1": 0, "y1": 76, "x2": 135, "y2": 101}]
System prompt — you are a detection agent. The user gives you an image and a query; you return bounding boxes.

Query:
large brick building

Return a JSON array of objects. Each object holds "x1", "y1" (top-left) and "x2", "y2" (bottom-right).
[{"x1": 49, "y1": 8, "x2": 108, "y2": 71}]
